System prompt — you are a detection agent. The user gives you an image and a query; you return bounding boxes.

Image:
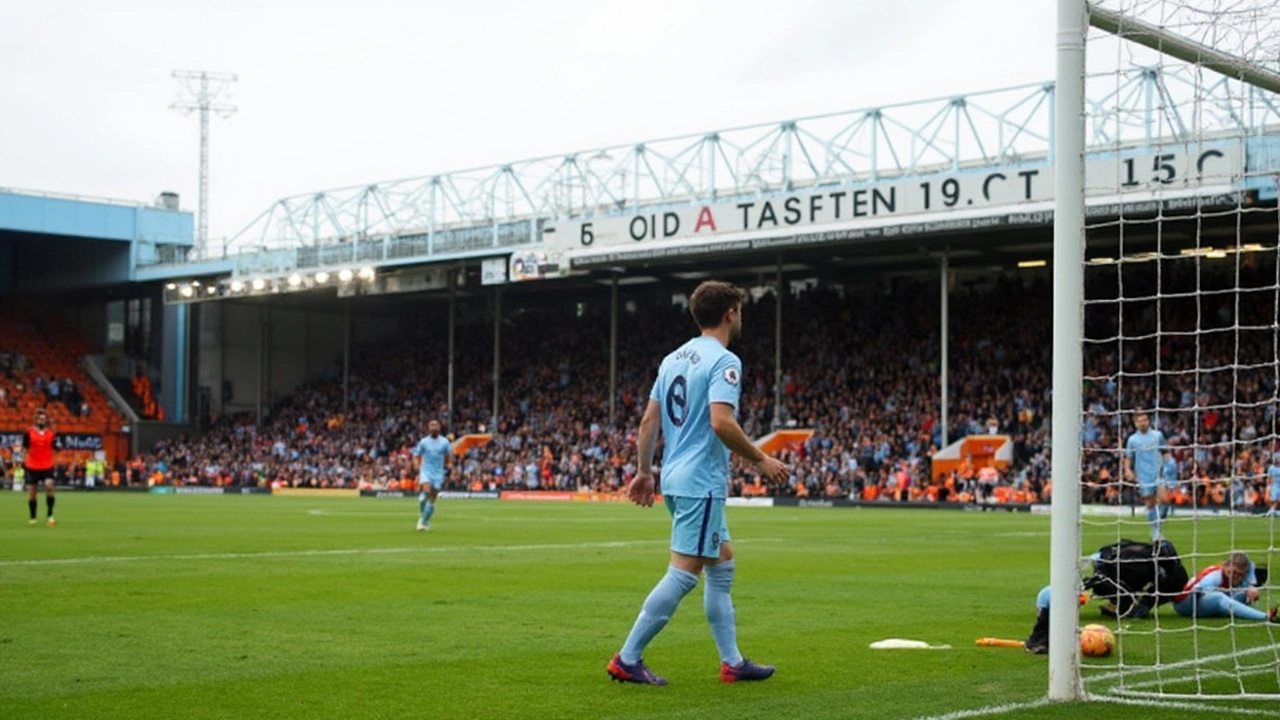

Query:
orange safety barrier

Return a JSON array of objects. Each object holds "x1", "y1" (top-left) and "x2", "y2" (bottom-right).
[
  {"x1": 755, "y1": 429, "x2": 814, "y2": 456},
  {"x1": 451, "y1": 433, "x2": 492, "y2": 456}
]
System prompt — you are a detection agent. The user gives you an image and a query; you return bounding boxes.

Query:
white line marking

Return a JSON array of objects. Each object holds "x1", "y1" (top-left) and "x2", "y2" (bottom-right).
[
  {"x1": 1084, "y1": 643, "x2": 1280, "y2": 682},
  {"x1": 1092, "y1": 694, "x2": 1278, "y2": 715},
  {"x1": 0, "y1": 540, "x2": 667, "y2": 567},
  {"x1": 906, "y1": 697, "x2": 1051, "y2": 720}
]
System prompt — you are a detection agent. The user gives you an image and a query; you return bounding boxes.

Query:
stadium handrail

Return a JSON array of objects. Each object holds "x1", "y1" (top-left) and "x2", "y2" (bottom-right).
[{"x1": 80, "y1": 356, "x2": 140, "y2": 424}]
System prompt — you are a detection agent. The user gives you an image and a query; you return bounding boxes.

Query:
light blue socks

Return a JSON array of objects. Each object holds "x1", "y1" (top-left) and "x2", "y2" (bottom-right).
[
  {"x1": 619, "y1": 565, "x2": 699, "y2": 664},
  {"x1": 704, "y1": 560, "x2": 744, "y2": 666}
]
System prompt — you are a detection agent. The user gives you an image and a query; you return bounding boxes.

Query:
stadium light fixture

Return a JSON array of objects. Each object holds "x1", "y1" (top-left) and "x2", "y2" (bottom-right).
[
  {"x1": 191, "y1": 280, "x2": 201, "y2": 286},
  {"x1": 287, "y1": 273, "x2": 303, "y2": 287},
  {"x1": 206, "y1": 286, "x2": 217, "y2": 295},
  {"x1": 230, "y1": 280, "x2": 245, "y2": 293},
  {"x1": 315, "y1": 271, "x2": 330, "y2": 284},
  {"x1": 251, "y1": 278, "x2": 267, "y2": 291},
  {"x1": 338, "y1": 268, "x2": 354, "y2": 283},
  {"x1": 166, "y1": 282, "x2": 177, "y2": 290},
  {"x1": 179, "y1": 285, "x2": 194, "y2": 298},
  {"x1": 1017, "y1": 259, "x2": 1047, "y2": 269},
  {"x1": 357, "y1": 266, "x2": 375, "y2": 281}
]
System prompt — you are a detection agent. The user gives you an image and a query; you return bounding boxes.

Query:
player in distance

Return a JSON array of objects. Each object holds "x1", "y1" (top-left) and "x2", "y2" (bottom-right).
[
  {"x1": 412, "y1": 420, "x2": 452, "y2": 531},
  {"x1": 1123, "y1": 412, "x2": 1171, "y2": 541},
  {"x1": 23, "y1": 407, "x2": 57, "y2": 527}
]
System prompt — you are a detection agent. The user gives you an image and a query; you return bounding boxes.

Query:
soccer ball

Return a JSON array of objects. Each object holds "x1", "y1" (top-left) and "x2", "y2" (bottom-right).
[{"x1": 1079, "y1": 623, "x2": 1115, "y2": 658}]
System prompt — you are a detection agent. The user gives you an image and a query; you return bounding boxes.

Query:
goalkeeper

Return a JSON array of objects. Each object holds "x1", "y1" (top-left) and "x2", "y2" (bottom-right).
[
  {"x1": 1026, "y1": 538, "x2": 1189, "y2": 654},
  {"x1": 1172, "y1": 551, "x2": 1277, "y2": 623}
]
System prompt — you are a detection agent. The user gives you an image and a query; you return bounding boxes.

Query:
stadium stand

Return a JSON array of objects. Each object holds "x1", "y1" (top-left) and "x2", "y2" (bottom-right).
[
  {"x1": 116, "y1": 262, "x2": 1277, "y2": 512},
  {"x1": 0, "y1": 306, "x2": 130, "y2": 476}
]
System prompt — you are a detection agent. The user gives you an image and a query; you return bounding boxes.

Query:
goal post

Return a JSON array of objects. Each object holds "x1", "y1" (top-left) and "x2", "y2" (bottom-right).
[
  {"x1": 1052, "y1": 0, "x2": 1280, "y2": 705},
  {"x1": 1048, "y1": 0, "x2": 1088, "y2": 702}
]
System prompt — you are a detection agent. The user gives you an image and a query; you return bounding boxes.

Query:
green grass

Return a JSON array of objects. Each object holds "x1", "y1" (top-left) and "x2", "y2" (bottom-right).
[{"x1": 0, "y1": 494, "x2": 1277, "y2": 719}]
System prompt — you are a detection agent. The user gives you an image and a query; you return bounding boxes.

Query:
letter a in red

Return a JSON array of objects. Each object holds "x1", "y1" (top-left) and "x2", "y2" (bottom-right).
[{"x1": 694, "y1": 206, "x2": 717, "y2": 233}]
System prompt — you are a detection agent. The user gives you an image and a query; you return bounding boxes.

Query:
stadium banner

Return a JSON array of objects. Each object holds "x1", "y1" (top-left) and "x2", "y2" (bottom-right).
[
  {"x1": 773, "y1": 497, "x2": 1033, "y2": 512},
  {"x1": 564, "y1": 192, "x2": 1244, "y2": 268},
  {"x1": 726, "y1": 497, "x2": 774, "y2": 508},
  {"x1": 0, "y1": 432, "x2": 105, "y2": 451},
  {"x1": 272, "y1": 487, "x2": 360, "y2": 498},
  {"x1": 1044, "y1": 503, "x2": 1268, "y2": 518},
  {"x1": 551, "y1": 144, "x2": 1242, "y2": 267},
  {"x1": 175, "y1": 486, "x2": 225, "y2": 495},
  {"x1": 773, "y1": 497, "x2": 855, "y2": 508},
  {"x1": 500, "y1": 490, "x2": 575, "y2": 502},
  {"x1": 480, "y1": 257, "x2": 508, "y2": 285},
  {"x1": 508, "y1": 249, "x2": 564, "y2": 282},
  {"x1": 358, "y1": 490, "x2": 499, "y2": 499},
  {"x1": 55, "y1": 433, "x2": 105, "y2": 451},
  {"x1": 570, "y1": 489, "x2": 629, "y2": 502}
]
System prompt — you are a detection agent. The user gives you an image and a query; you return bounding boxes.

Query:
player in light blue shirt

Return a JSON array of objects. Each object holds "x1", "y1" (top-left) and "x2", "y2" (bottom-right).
[
  {"x1": 607, "y1": 281, "x2": 789, "y2": 687},
  {"x1": 1266, "y1": 455, "x2": 1280, "y2": 516},
  {"x1": 1123, "y1": 413, "x2": 1167, "y2": 540},
  {"x1": 411, "y1": 420, "x2": 452, "y2": 531}
]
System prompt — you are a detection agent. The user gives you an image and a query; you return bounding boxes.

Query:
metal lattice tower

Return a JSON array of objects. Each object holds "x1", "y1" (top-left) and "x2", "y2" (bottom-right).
[{"x1": 171, "y1": 70, "x2": 238, "y2": 259}]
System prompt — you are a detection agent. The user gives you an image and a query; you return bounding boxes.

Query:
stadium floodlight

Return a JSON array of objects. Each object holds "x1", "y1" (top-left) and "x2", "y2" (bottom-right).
[
  {"x1": 230, "y1": 280, "x2": 245, "y2": 293},
  {"x1": 165, "y1": 283, "x2": 177, "y2": 290},
  {"x1": 338, "y1": 269, "x2": 354, "y2": 283},
  {"x1": 287, "y1": 273, "x2": 303, "y2": 287},
  {"x1": 315, "y1": 271, "x2": 330, "y2": 284},
  {"x1": 206, "y1": 286, "x2": 217, "y2": 295},
  {"x1": 357, "y1": 267, "x2": 375, "y2": 281},
  {"x1": 191, "y1": 280, "x2": 201, "y2": 286},
  {"x1": 179, "y1": 285, "x2": 194, "y2": 298},
  {"x1": 251, "y1": 278, "x2": 266, "y2": 291}
]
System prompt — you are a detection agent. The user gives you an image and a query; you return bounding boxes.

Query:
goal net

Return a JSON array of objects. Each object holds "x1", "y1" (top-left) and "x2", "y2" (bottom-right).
[{"x1": 1052, "y1": 0, "x2": 1280, "y2": 706}]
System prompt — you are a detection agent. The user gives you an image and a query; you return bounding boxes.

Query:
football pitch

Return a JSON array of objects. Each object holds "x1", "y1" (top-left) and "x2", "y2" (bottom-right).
[{"x1": 1, "y1": 494, "x2": 1276, "y2": 719}]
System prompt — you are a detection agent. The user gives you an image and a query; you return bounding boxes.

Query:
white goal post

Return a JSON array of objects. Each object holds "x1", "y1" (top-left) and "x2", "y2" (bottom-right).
[{"x1": 1051, "y1": 0, "x2": 1280, "y2": 704}]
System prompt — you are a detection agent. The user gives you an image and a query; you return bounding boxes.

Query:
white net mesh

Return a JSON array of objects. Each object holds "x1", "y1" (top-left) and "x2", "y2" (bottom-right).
[{"x1": 1080, "y1": 0, "x2": 1280, "y2": 702}]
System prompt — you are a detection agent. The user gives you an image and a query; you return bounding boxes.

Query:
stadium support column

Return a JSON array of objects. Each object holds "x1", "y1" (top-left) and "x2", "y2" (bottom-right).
[
  {"x1": 773, "y1": 258, "x2": 783, "y2": 429},
  {"x1": 1049, "y1": 0, "x2": 1086, "y2": 701},
  {"x1": 940, "y1": 251, "x2": 949, "y2": 447},
  {"x1": 491, "y1": 286, "x2": 501, "y2": 430},
  {"x1": 256, "y1": 304, "x2": 266, "y2": 426},
  {"x1": 448, "y1": 270, "x2": 457, "y2": 428},
  {"x1": 609, "y1": 272, "x2": 618, "y2": 427},
  {"x1": 342, "y1": 300, "x2": 351, "y2": 417},
  {"x1": 160, "y1": 303, "x2": 188, "y2": 423}
]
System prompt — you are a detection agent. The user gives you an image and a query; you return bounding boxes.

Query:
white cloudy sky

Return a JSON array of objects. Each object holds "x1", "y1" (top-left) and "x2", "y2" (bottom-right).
[{"x1": 0, "y1": 0, "x2": 1059, "y2": 241}]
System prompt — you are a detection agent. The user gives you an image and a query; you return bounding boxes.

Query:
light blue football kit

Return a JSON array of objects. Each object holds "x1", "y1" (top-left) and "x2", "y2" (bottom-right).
[
  {"x1": 1126, "y1": 426, "x2": 1166, "y2": 539},
  {"x1": 650, "y1": 336, "x2": 743, "y2": 558},
  {"x1": 412, "y1": 434, "x2": 452, "y2": 526},
  {"x1": 617, "y1": 335, "x2": 751, "y2": 671}
]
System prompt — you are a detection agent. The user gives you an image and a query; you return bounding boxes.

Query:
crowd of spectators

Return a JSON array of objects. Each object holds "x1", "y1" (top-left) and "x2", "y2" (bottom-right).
[{"x1": 131, "y1": 259, "x2": 1280, "y2": 511}]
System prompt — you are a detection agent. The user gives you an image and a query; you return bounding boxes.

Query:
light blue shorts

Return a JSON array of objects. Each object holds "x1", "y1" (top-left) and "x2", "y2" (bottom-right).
[
  {"x1": 665, "y1": 494, "x2": 730, "y2": 559},
  {"x1": 420, "y1": 475, "x2": 444, "y2": 491},
  {"x1": 1138, "y1": 476, "x2": 1176, "y2": 498},
  {"x1": 1270, "y1": 483, "x2": 1280, "y2": 502}
]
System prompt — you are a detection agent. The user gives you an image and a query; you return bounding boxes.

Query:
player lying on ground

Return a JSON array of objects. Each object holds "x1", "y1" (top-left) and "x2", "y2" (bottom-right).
[{"x1": 1173, "y1": 551, "x2": 1277, "y2": 623}]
